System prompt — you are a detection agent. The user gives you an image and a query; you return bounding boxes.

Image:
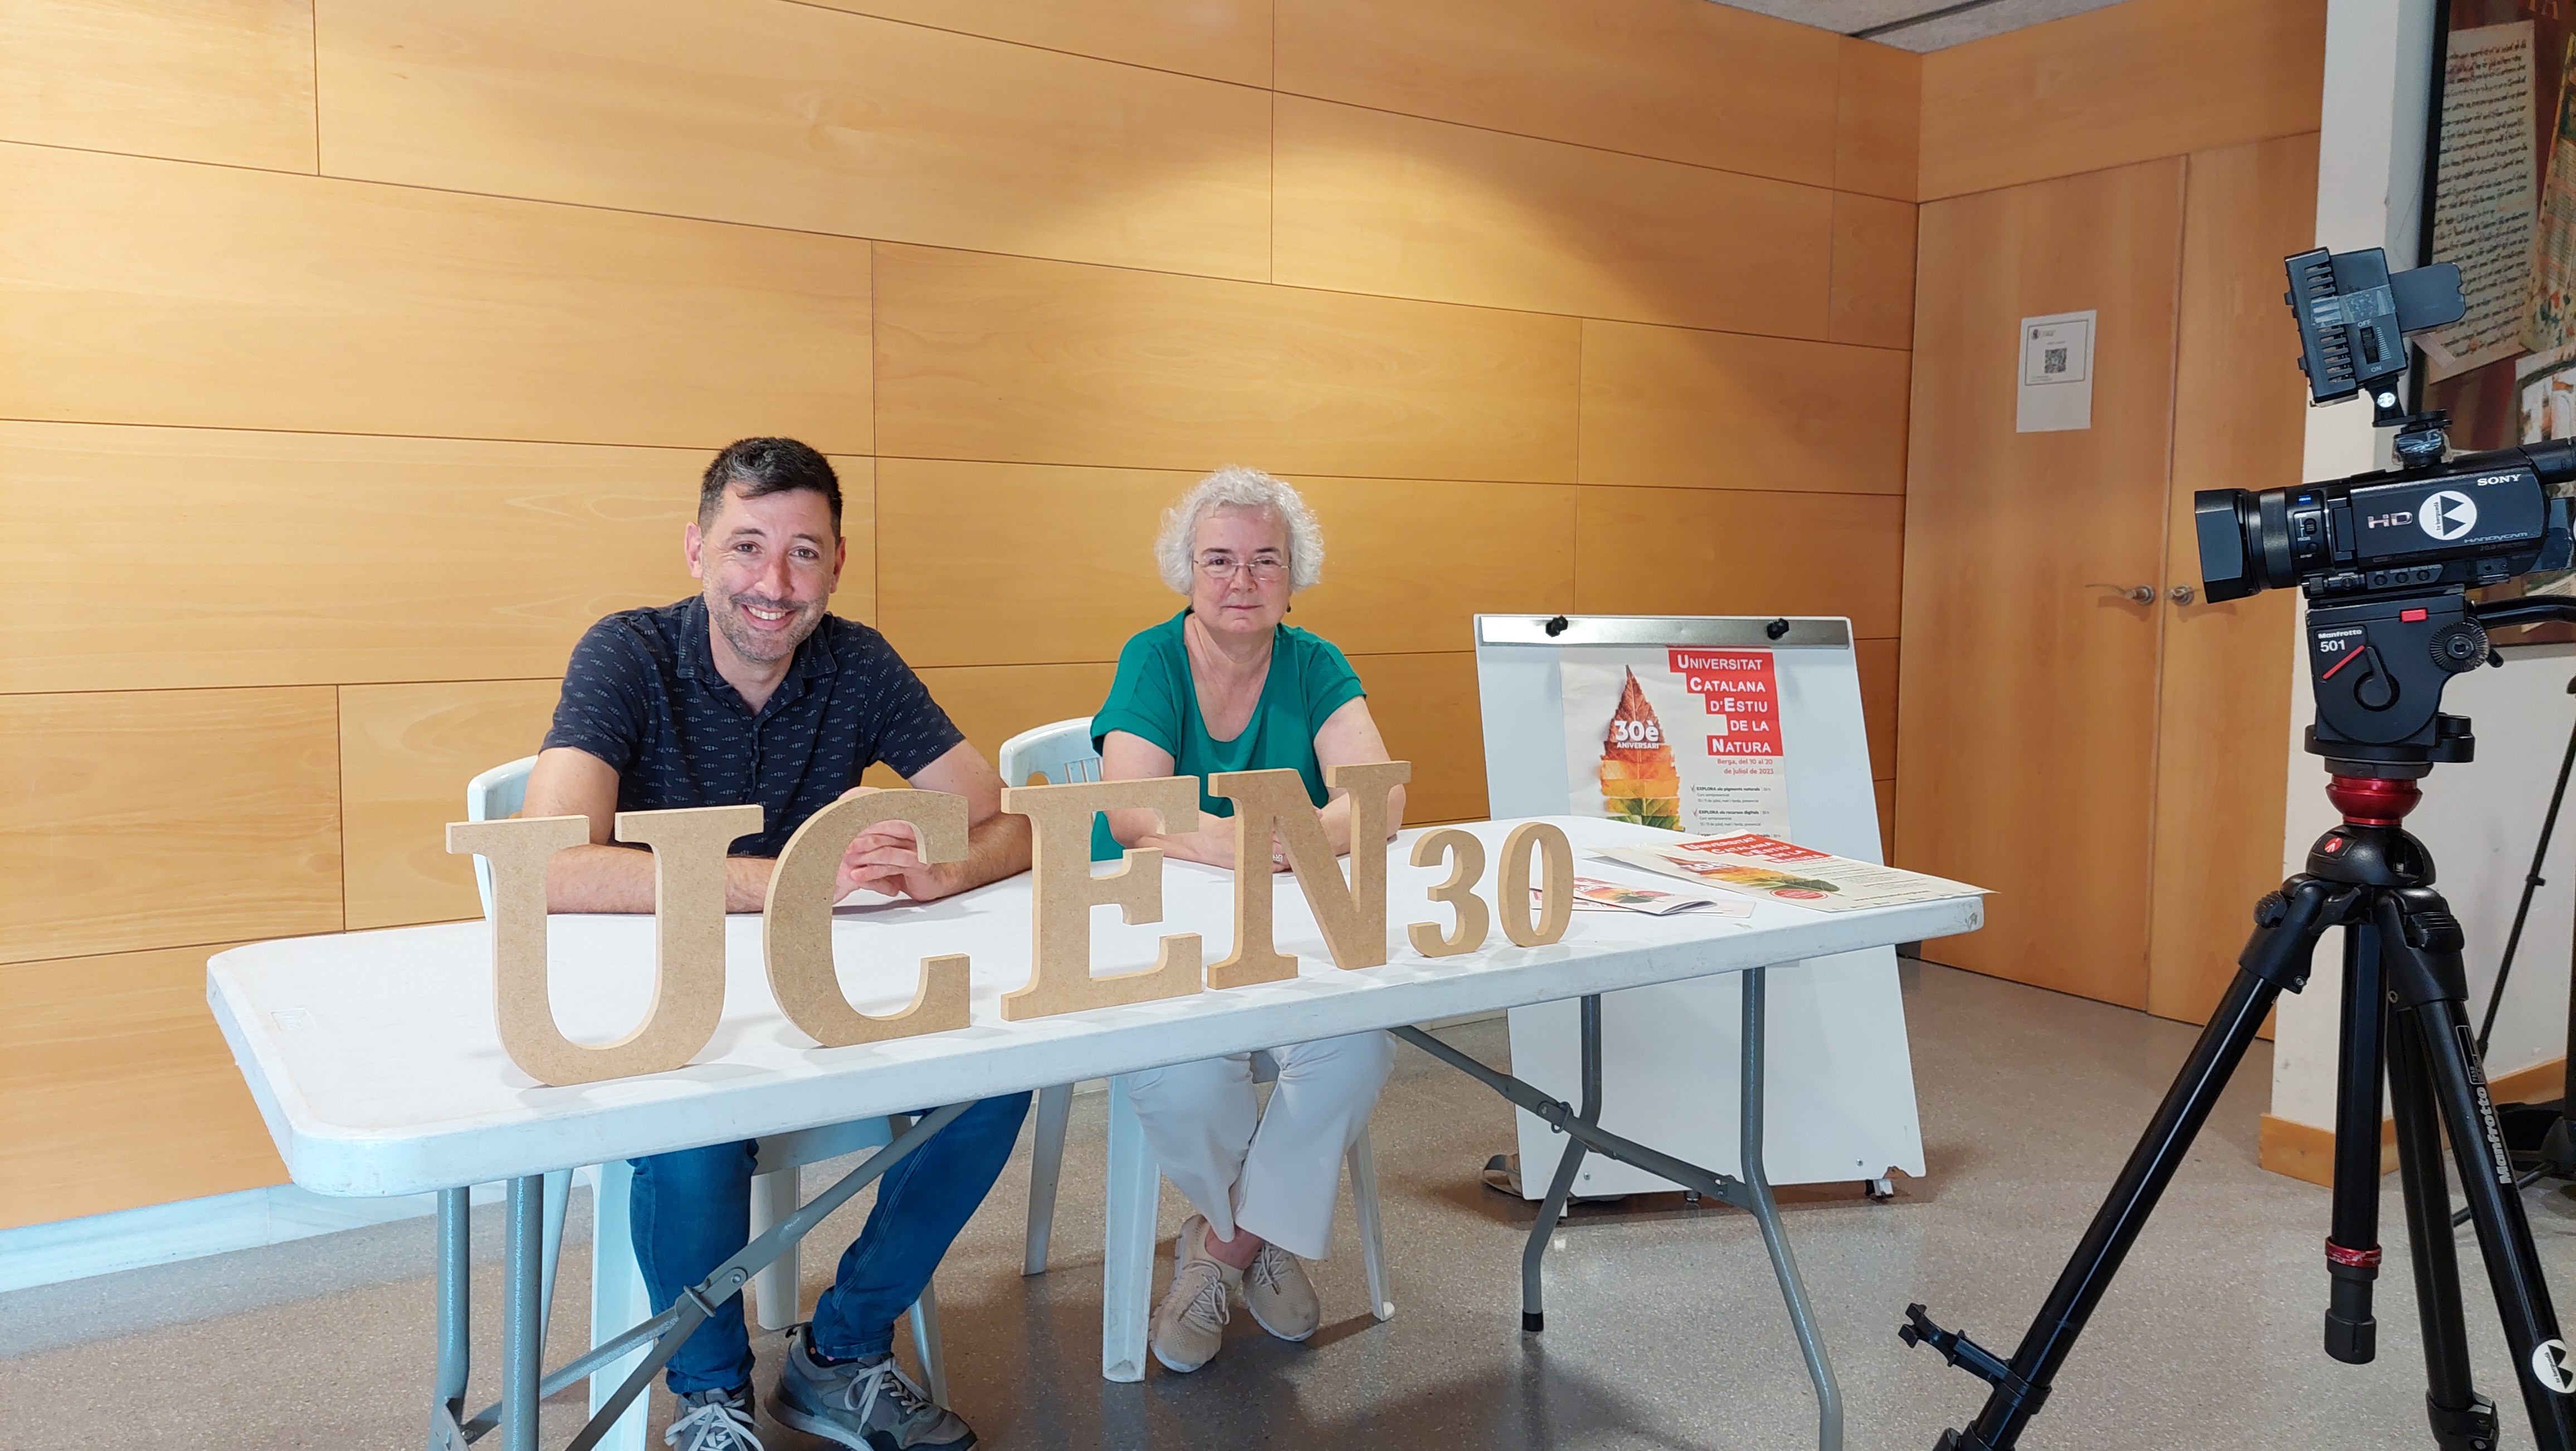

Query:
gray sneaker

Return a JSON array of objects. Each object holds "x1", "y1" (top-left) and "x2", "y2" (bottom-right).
[
  {"x1": 771, "y1": 1324, "x2": 976, "y2": 1450},
  {"x1": 665, "y1": 1384, "x2": 763, "y2": 1450}
]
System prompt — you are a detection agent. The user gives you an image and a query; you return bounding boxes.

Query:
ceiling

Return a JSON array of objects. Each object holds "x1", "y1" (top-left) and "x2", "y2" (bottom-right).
[{"x1": 1715, "y1": 0, "x2": 2130, "y2": 51}]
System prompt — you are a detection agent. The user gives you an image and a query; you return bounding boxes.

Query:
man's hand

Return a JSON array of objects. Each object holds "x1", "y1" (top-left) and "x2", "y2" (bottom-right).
[{"x1": 837, "y1": 816, "x2": 960, "y2": 902}]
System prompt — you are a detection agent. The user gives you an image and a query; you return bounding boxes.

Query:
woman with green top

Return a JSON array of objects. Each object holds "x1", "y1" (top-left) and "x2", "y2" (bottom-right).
[{"x1": 1091, "y1": 466, "x2": 1404, "y2": 1375}]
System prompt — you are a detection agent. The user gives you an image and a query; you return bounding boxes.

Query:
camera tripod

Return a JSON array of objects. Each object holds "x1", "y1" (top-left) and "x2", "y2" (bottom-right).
[{"x1": 1905, "y1": 754, "x2": 2576, "y2": 1450}]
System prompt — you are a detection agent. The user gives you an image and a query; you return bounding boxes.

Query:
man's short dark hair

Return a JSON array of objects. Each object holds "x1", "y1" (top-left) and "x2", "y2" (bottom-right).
[{"x1": 699, "y1": 437, "x2": 842, "y2": 533}]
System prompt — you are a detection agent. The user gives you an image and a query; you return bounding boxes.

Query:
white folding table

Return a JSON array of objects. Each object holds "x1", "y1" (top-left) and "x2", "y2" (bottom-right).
[{"x1": 208, "y1": 815, "x2": 1981, "y2": 1451}]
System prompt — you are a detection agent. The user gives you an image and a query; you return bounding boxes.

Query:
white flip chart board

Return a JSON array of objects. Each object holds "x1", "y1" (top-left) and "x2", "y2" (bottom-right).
[{"x1": 1475, "y1": 613, "x2": 1926, "y2": 1195}]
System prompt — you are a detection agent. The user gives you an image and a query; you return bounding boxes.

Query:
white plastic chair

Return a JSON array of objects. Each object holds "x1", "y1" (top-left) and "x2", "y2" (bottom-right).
[
  {"x1": 464, "y1": 757, "x2": 944, "y2": 1450},
  {"x1": 996, "y1": 718, "x2": 1394, "y2": 1376}
]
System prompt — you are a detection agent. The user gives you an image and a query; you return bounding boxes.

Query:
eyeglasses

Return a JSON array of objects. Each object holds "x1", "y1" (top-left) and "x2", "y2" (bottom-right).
[{"x1": 1196, "y1": 551, "x2": 1289, "y2": 582}]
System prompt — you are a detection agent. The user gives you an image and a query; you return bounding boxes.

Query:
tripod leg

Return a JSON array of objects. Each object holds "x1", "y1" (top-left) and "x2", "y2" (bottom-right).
[
  {"x1": 2326, "y1": 919, "x2": 2387, "y2": 1364},
  {"x1": 1907, "y1": 875, "x2": 2339, "y2": 1450},
  {"x1": 2389, "y1": 1002, "x2": 2499, "y2": 1451},
  {"x1": 2382, "y1": 891, "x2": 2576, "y2": 1450},
  {"x1": 1949, "y1": 965, "x2": 2287, "y2": 1448}
]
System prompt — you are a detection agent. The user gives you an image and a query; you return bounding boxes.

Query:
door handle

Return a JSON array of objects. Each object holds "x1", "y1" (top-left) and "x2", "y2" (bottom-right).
[
  {"x1": 2169, "y1": 584, "x2": 2196, "y2": 605},
  {"x1": 2087, "y1": 582, "x2": 2155, "y2": 605}
]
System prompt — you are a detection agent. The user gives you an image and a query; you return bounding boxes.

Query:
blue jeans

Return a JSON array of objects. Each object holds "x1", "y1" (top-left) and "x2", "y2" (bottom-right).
[{"x1": 627, "y1": 1093, "x2": 1031, "y2": 1395}]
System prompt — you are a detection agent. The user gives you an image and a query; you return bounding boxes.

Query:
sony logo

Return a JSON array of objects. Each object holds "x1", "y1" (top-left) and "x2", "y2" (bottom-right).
[
  {"x1": 2477, "y1": 472, "x2": 2520, "y2": 486},
  {"x1": 2367, "y1": 512, "x2": 2413, "y2": 528}
]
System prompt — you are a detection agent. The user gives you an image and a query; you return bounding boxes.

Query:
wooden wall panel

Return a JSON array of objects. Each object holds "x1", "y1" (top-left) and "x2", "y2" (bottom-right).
[
  {"x1": 1918, "y1": 0, "x2": 2325, "y2": 202},
  {"x1": 0, "y1": 0, "x2": 315, "y2": 173},
  {"x1": 0, "y1": 144, "x2": 874, "y2": 451},
  {"x1": 1830, "y1": 194, "x2": 1918, "y2": 350},
  {"x1": 877, "y1": 459, "x2": 1173, "y2": 669},
  {"x1": 315, "y1": 0, "x2": 1272, "y2": 281},
  {"x1": 0, "y1": 424, "x2": 724, "y2": 693},
  {"x1": 1274, "y1": 96, "x2": 1833, "y2": 338},
  {"x1": 833, "y1": 457, "x2": 880, "y2": 629},
  {"x1": 1347, "y1": 651, "x2": 1485, "y2": 824},
  {"x1": 874, "y1": 244, "x2": 1582, "y2": 483},
  {"x1": 875, "y1": 458, "x2": 1573, "y2": 666},
  {"x1": 1856, "y1": 637, "x2": 1898, "y2": 782},
  {"x1": 1573, "y1": 489, "x2": 1905, "y2": 639},
  {"x1": 0, "y1": 688, "x2": 342, "y2": 965},
  {"x1": 0, "y1": 943, "x2": 285, "y2": 1229},
  {"x1": 2145, "y1": 134, "x2": 2314, "y2": 1025},
  {"x1": 1835, "y1": 38, "x2": 1920, "y2": 203},
  {"x1": 1895, "y1": 158, "x2": 2187, "y2": 1009},
  {"x1": 1578, "y1": 321, "x2": 1909, "y2": 494},
  {"x1": 900, "y1": 663, "x2": 1124, "y2": 782},
  {"x1": 1290, "y1": 479, "x2": 1575, "y2": 658},
  {"x1": 809, "y1": 0, "x2": 1272, "y2": 88},
  {"x1": 340, "y1": 680, "x2": 564, "y2": 931},
  {"x1": 1274, "y1": 0, "x2": 1839, "y2": 186},
  {"x1": 1875, "y1": 777, "x2": 1896, "y2": 855}
]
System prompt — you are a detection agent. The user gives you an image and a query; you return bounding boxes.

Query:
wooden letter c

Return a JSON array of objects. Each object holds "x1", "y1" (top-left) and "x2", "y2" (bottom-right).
[{"x1": 763, "y1": 788, "x2": 973, "y2": 1048}]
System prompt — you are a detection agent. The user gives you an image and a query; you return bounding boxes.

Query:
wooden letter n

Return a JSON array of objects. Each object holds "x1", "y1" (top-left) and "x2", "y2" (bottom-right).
[{"x1": 1207, "y1": 761, "x2": 1411, "y2": 982}]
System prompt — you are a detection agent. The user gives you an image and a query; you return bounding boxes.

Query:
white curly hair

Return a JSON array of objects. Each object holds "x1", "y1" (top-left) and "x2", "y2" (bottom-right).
[{"x1": 1153, "y1": 466, "x2": 1325, "y2": 594}]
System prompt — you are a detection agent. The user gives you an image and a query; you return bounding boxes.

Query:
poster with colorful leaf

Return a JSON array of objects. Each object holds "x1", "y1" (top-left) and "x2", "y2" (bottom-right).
[{"x1": 1560, "y1": 650, "x2": 1790, "y2": 836}]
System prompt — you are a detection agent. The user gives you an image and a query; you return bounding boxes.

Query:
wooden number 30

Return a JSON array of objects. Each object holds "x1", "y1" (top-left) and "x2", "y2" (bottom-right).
[{"x1": 1406, "y1": 821, "x2": 1572, "y2": 956}]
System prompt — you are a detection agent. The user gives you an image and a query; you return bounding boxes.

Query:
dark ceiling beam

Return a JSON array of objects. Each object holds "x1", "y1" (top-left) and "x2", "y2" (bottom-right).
[{"x1": 1851, "y1": 0, "x2": 2018, "y2": 40}]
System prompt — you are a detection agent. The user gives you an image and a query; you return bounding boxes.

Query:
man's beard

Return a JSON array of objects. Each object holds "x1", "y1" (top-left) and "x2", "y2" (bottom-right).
[{"x1": 711, "y1": 592, "x2": 820, "y2": 665}]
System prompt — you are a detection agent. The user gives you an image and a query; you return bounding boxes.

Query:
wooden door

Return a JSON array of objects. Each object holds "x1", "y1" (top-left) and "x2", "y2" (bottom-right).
[
  {"x1": 2143, "y1": 134, "x2": 2315, "y2": 1024},
  {"x1": 1895, "y1": 158, "x2": 2186, "y2": 1007}
]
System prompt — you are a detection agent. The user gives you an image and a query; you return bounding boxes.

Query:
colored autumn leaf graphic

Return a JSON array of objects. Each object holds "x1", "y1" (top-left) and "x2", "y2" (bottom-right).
[{"x1": 1598, "y1": 668, "x2": 1681, "y2": 830}]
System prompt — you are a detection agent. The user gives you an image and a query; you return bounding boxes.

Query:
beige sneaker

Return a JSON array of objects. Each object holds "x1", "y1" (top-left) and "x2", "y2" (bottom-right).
[
  {"x1": 1150, "y1": 1215, "x2": 1235, "y2": 1374},
  {"x1": 1243, "y1": 1242, "x2": 1320, "y2": 1342}
]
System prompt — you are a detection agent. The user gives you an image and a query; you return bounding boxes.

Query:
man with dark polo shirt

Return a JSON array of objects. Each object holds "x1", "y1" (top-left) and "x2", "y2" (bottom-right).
[{"x1": 523, "y1": 437, "x2": 1031, "y2": 1451}]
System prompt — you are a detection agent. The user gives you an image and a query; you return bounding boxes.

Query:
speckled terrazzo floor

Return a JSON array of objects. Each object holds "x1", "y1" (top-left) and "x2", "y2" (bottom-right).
[{"x1": 9, "y1": 960, "x2": 2576, "y2": 1449}]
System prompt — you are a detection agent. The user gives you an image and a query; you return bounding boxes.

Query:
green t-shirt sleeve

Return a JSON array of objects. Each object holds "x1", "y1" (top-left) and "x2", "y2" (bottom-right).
[
  {"x1": 1090, "y1": 626, "x2": 1184, "y2": 757},
  {"x1": 1299, "y1": 632, "x2": 1367, "y2": 734}
]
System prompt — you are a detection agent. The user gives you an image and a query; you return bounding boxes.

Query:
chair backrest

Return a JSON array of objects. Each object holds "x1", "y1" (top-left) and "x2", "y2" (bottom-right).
[
  {"x1": 465, "y1": 755, "x2": 539, "y2": 918},
  {"x1": 997, "y1": 716, "x2": 1101, "y2": 788}
]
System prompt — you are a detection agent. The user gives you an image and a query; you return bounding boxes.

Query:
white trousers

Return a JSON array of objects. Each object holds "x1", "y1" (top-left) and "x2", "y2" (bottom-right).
[{"x1": 1120, "y1": 1030, "x2": 1396, "y2": 1261}]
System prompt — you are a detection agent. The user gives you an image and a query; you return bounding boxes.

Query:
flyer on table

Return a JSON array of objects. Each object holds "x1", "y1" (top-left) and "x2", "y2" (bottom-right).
[
  {"x1": 1563, "y1": 649, "x2": 1789, "y2": 835},
  {"x1": 1597, "y1": 834, "x2": 1987, "y2": 913},
  {"x1": 1539, "y1": 877, "x2": 1755, "y2": 917}
]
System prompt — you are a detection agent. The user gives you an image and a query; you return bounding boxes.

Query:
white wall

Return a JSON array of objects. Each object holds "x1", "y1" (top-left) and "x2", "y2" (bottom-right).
[{"x1": 2272, "y1": 0, "x2": 2571, "y2": 1129}]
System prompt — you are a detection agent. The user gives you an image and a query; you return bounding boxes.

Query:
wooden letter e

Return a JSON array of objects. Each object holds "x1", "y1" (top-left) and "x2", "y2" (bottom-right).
[{"x1": 998, "y1": 777, "x2": 1203, "y2": 1021}]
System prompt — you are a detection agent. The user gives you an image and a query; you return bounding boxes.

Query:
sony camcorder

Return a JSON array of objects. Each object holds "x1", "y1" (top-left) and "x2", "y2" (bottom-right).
[{"x1": 2191, "y1": 247, "x2": 2575, "y2": 763}]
